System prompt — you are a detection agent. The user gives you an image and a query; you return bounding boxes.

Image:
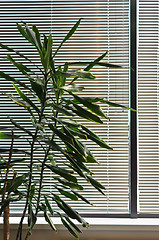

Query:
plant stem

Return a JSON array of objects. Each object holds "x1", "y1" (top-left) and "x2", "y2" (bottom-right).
[
  {"x1": 35, "y1": 72, "x2": 51, "y2": 215},
  {"x1": 15, "y1": 139, "x2": 36, "y2": 240},
  {"x1": 17, "y1": 72, "x2": 50, "y2": 240},
  {"x1": 16, "y1": 74, "x2": 48, "y2": 240},
  {"x1": 2, "y1": 131, "x2": 14, "y2": 202},
  {"x1": 2, "y1": 130, "x2": 14, "y2": 240},
  {"x1": 35, "y1": 149, "x2": 49, "y2": 216},
  {"x1": 35, "y1": 70, "x2": 60, "y2": 216},
  {"x1": 3, "y1": 205, "x2": 9, "y2": 240}
]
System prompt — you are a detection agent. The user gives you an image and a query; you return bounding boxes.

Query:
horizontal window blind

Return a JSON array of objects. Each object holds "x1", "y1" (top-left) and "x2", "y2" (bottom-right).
[
  {"x1": 0, "y1": 0, "x2": 130, "y2": 215},
  {"x1": 0, "y1": 0, "x2": 52, "y2": 216},
  {"x1": 138, "y1": 0, "x2": 159, "y2": 213},
  {"x1": 52, "y1": 0, "x2": 130, "y2": 214}
]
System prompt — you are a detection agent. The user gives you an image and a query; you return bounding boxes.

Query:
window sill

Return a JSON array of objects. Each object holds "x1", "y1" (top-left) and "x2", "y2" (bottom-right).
[{"x1": 1, "y1": 217, "x2": 159, "y2": 231}]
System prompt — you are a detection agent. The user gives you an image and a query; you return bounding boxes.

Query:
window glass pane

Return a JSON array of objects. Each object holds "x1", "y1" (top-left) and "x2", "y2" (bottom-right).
[
  {"x1": 0, "y1": 0, "x2": 130, "y2": 215},
  {"x1": 52, "y1": 0, "x2": 130, "y2": 214},
  {"x1": 138, "y1": 0, "x2": 159, "y2": 213}
]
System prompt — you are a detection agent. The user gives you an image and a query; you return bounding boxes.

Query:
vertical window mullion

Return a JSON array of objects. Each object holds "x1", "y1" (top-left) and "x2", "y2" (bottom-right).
[{"x1": 129, "y1": 0, "x2": 137, "y2": 218}]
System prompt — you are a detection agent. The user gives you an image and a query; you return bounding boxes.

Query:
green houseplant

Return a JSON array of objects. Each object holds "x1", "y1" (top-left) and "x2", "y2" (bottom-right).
[{"x1": 0, "y1": 19, "x2": 131, "y2": 240}]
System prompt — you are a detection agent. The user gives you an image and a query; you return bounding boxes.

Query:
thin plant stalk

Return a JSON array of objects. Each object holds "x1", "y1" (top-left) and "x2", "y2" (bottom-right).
[{"x1": 2, "y1": 131, "x2": 14, "y2": 240}]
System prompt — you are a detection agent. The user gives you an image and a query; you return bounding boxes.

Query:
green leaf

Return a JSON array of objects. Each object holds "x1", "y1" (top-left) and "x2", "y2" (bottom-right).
[
  {"x1": 7, "y1": 54, "x2": 32, "y2": 76},
  {"x1": 56, "y1": 198, "x2": 82, "y2": 223},
  {"x1": 29, "y1": 184, "x2": 36, "y2": 203},
  {"x1": 62, "y1": 63, "x2": 68, "y2": 83},
  {"x1": 56, "y1": 188, "x2": 78, "y2": 201},
  {"x1": 75, "y1": 97, "x2": 103, "y2": 103},
  {"x1": 63, "y1": 153, "x2": 86, "y2": 178},
  {"x1": 67, "y1": 151, "x2": 86, "y2": 163},
  {"x1": 41, "y1": 35, "x2": 47, "y2": 61},
  {"x1": 80, "y1": 97, "x2": 135, "y2": 112},
  {"x1": 57, "y1": 200, "x2": 89, "y2": 229},
  {"x1": 45, "y1": 164, "x2": 77, "y2": 183},
  {"x1": 66, "y1": 61, "x2": 121, "y2": 68},
  {"x1": 67, "y1": 102, "x2": 103, "y2": 124},
  {"x1": 44, "y1": 196, "x2": 54, "y2": 216},
  {"x1": 55, "y1": 63, "x2": 68, "y2": 97},
  {"x1": 86, "y1": 154, "x2": 99, "y2": 164},
  {"x1": 63, "y1": 126, "x2": 87, "y2": 156},
  {"x1": 44, "y1": 211, "x2": 57, "y2": 232},
  {"x1": 0, "y1": 71, "x2": 30, "y2": 90},
  {"x1": 8, "y1": 95, "x2": 30, "y2": 107},
  {"x1": 63, "y1": 62, "x2": 69, "y2": 72},
  {"x1": 17, "y1": 23, "x2": 30, "y2": 42},
  {"x1": 87, "y1": 175, "x2": 105, "y2": 190},
  {"x1": 100, "y1": 99, "x2": 136, "y2": 112},
  {"x1": 59, "y1": 69, "x2": 95, "y2": 80},
  {"x1": 73, "y1": 142, "x2": 99, "y2": 164},
  {"x1": 30, "y1": 78, "x2": 44, "y2": 101},
  {"x1": 0, "y1": 148, "x2": 28, "y2": 155},
  {"x1": 81, "y1": 125, "x2": 113, "y2": 150},
  {"x1": 81, "y1": 218, "x2": 89, "y2": 229},
  {"x1": 0, "y1": 42, "x2": 42, "y2": 73},
  {"x1": 54, "y1": 178, "x2": 84, "y2": 190},
  {"x1": 0, "y1": 132, "x2": 19, "y2": 139},
  {"x1": 0, "y1": 163, "x2": 8, "y2": 170},
  {"x1": 47, "y1": 103, "x2": 74, "y2": 116},
  {"x1": 70, "y1": 52, "x2": 108, "y2": 83},
  {"x1": 97, "y1": 62, "x2": 122, "y2": 68},
  {"x1": 65, "y1": 216, "x2": 82, "y2": 233},
  {"x1": 48, "y1": 155, "x2": 56, "y2": 166},
  {"x1": 0, "y1": 158, "x2": 26, "y2": 169},
  {"x1": 44, "y1": 33, "x2": 53, "y2": 71},
  {"x1": 59, "y1": 119, "x2": 80, "y2": 128},
  {"x1": 49, "y1": 124, "x2": 87, "y2": 158},
  {"x1": 72, "y1": 191, "x2": 93, "y2": 205},
  {"x1": 45, "y1": 140, "x2": 64, "y2": 152},
  {"x1": 53, "y1": 195, "x2": 70, "y2": 213},
  {"x1": 32, "y1": 25, "x2": 42, "y2": 50},
  {"x1": 73, "y1": 138, "x2": 87, "y2": 157},
  {"x1": 21, "y1": 22, "x2": 41, "y2": 52},
  {"x1": 9, "y1": 117, "x2": 33, "y2": 136},
  {"x1": 47, "y1": 165, "x2": 74, "y2": 175},
  {"x1": 65, "y1": 127, "x2": 87, "y2": 140},
  {"x1": 59, "y1": 83, "x2": 84, "y2": 92},
  {"x1": 60, "y1": 215, "x2": 79, "y2": 239},
  {"x1": 28, "y1": 204, "x2": 37, "y2": 231},
  {"x1": 39, "y1": 203, "x2": 46, "y2": 212},
  {"x1": 74, "y1": 70, "x2": 95, "y2": 79},
  {"x1": 53, "y1": 18, "x2": 82, "y2": 57},
  {"x1": 72, "y1": 157, "x2": 92, "y2": 174},
  {"x1": 93, "y1": 185, "x2": 105, "y2": 196},
  {"x1": 10, "y1": 158, "x2": 27, "y2": 164},
  {"x1": 13, "y1": 83, "x2": 40, "y2": 114},
  {"x1": 48, "y1": 124, "x2": 72, "y2": 144},
  {"x1": 0, "y1": 148, "x2": 28, "y2": 154},
  {"x1": 84, "y1": 51, "x2": 108, "y2": 71},
  {"x1": 0, "y1": 194, "x2": 22, "y2": 215},
  {"x1": 71, "y1": 93, "x2": 108, "y2": 119},
  {"x1": 9, "y1": 174, "x2": 27, "y2": 193},
  {"x1": 43, "y1": 34, "x2": 48, "y2": 52}
]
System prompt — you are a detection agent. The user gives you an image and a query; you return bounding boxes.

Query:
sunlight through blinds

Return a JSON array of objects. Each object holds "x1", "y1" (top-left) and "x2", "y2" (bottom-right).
[
  {"x1": 0, "y1": 0, "x2": 130, "y2": 215},
  {"x1": 138, "y1": 0, "x2": 159, "y2": 214}
]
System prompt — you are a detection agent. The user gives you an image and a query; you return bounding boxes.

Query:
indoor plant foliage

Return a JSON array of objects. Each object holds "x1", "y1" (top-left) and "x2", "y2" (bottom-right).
[{"x1": 0, "y1": 19, "x2": 128, "y2": 240}]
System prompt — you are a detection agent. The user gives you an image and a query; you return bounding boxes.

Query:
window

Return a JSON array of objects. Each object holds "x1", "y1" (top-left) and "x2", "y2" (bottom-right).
[
  {"x1": 138, "y1": 0, "x2": 159, "y2": 215},
  {"x1": 0, "y1": 0, "x2": 158, "y2": 218}
]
